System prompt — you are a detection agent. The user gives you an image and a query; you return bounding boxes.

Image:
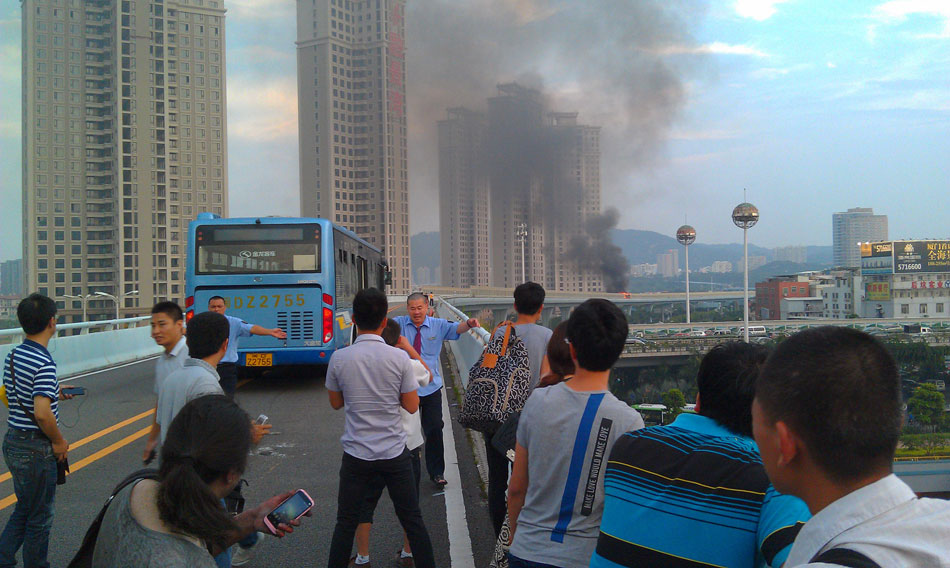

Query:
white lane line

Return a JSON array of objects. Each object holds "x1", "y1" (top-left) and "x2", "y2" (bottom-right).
[
  {"x1": 440, "y1": 362, "x2": 475, "y2": 568},
  {"x1": 60, "y1": 356, "x2": 158, "y2": 382}
]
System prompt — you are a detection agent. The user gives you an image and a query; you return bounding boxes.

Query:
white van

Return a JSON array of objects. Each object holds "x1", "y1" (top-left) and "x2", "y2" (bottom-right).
[{"x1": 738, "y1": 326, "x2": 768, "y2": 337}]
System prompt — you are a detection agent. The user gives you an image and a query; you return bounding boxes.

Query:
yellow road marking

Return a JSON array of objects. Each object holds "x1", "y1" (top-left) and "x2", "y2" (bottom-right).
[
  {"x1": 0, "y1": 425, "x2": 152, "y2": 512},
  {"x1": 0, "y1": 408, "x2": 155, "y2": 486}
]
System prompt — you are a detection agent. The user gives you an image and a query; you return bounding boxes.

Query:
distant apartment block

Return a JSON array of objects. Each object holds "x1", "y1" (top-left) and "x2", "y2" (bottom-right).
[
  {"x1": 710, "y1": 260, "x2": 733, "y2": 273},
  {"x1": 0, "y1": 260, "x2": 23, "y2": 296},
  {"x1": 657, "y1": 249, "x2": 679, "y2": 278},
  {"x1": 438, "y1": 84, "x2": 603, "y2": 292},
  {"x1": 737, "y1": 255, "x2": 767, "y2": 272},
  {"x1": 774, "y1": 245, "x2": 807, "y2": 264},
  {"x1": 296, "y1": 0, "x2": 411, "y2": 292},
  {"x1": 755, "y1": 275, "x2": 814, "y2": 320},
  {"x1": 630, "y1": 263, "x2": 658, "y2": 277},
  {"x1": 22, "y1": 0, "x2": 228, "y2": 321},
  {"x1": 833, "y1": 207, "x2": 887, "y2": 268}
]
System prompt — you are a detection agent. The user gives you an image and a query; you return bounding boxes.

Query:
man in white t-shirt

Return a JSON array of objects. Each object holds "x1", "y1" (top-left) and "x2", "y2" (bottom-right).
[
  {"x1": 142, "y1": 301, "x2": 189, "y2": 464},
  {"x1": 753, "y1": 326, "x2": 950, "y2": 566}
]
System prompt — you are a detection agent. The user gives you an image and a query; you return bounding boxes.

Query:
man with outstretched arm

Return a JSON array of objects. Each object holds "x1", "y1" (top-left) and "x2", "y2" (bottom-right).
[
  {"x1": 207, "y1": 296, "x2": 286, "y2": 396},
  {"x1": 392, "y1": 292, "x2": 478, "y2": 487}
]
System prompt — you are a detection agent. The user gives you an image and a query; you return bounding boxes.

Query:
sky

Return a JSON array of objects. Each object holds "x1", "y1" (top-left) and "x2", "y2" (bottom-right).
[{"x1": 1, "y1": 0, "x2": 949, "y2": 263}]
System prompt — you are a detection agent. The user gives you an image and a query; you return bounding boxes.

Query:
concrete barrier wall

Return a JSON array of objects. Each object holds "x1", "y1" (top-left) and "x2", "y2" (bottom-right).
[{"x1": 0, "y1": 326, "x2": 162, "y2": 378}]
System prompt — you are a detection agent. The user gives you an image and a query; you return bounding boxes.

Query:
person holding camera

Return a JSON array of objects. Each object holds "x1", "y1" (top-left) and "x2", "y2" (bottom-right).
[
  {"x1": 91, "y1": 395, "x2": 306, "y2": 567},
  {"x1": 0, "y1": 294, "x2": 72, "y2": 568}
]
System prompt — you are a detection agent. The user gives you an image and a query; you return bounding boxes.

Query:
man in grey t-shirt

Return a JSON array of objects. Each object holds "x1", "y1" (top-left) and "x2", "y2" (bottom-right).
[
  {"x1": 485, "y1": 282, "x2": 554, "y2": 537},
  {"x1": 508, "y1": 299, "x2": 644, "y2": 567}
]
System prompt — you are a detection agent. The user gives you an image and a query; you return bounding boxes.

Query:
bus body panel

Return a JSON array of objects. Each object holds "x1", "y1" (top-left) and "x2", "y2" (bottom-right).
[{"x1": 185, "y1": 215, "x2": 384, "y2": 369}]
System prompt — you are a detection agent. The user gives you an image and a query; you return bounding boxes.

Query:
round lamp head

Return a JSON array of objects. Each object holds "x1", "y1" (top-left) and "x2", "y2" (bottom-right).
[
  {"x1": 676, "y1": 225, "x2": 696, "y2": 246},
  {"x1": 732, "y1": 203, "x2": 759, "y2": 229}
]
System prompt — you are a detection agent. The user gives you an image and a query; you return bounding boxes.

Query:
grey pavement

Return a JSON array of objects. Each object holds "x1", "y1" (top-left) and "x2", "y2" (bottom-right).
[{"x1": 0, "y1": 346, "x2": 496, "y2": 566}]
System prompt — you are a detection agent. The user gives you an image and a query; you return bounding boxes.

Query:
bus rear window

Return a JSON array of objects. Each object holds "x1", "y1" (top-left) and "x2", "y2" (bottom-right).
[{"x1": 195, "y1": 224, "x2": 321, "y2": 274}]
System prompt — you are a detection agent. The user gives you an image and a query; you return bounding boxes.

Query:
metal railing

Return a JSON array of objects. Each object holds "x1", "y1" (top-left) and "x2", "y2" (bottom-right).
[
  {"x1": 434, "y1": 296, "x2": 489, "y2": 390},
  {"x1": 0, "y1": 316, "x2": 151, "y2": 344}
]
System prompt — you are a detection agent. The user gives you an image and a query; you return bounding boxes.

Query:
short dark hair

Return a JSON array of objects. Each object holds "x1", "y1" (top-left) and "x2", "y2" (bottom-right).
[
  {"x1": 208, "y1": 296, "x2": 225, "y2": 305},
  {"x1": 381, "y1": 318, "x2": 401, "y2": 346},
  {"x1": 151, "y1": 301, "x2": 184, "y2": 322},
  {"x1": 185, "y1": 311, "x2": 230, "y2": 359},
  {"x1": 696, "y1": 341, "x2": 769, "y2": 437},
  {"x1": 18, "y1": 293, "x2": 57, "y2": 335},
  {"x1": 159, "y1": 395, "x2": 252, "y2": 552},
  {"x1": 757, "y1": 326, "x2": 901, "y2": 483},
  {"x1": 514, "y1": 282, "x2": 545, "y2": 315},
  {"x1": 566, "y1": 299, "x2": 627, "y2": 372},
  {"x1": 406, "y1": 292, "x2": 427, "y2": 305},
  {"x1": 353, "y1": 288, "x2": 388, "y2": 330}
]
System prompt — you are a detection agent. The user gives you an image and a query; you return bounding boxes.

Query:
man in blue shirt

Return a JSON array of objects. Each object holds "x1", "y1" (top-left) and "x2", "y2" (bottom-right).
[
  {"x1": 207, "y1": 296, "x2": 286, "y2": 396},
  {"x1": 591, "y1": 342, "x2": 810, "y2": 568},
  {"x1": 392, "y1": 292, "x2": 478, "y2": 487},
  {"x1": 0, "y1": 294, "x2": 71, "y2": 568}
]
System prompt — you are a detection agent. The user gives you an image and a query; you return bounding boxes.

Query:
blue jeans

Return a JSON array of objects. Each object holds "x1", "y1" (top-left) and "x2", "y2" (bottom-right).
[
  {"x1": 0, "y1": 430, "x2": 57, "y2": 568},
  {"x1": 507, "y1": 554, "x2": 563, "y2": 568}
]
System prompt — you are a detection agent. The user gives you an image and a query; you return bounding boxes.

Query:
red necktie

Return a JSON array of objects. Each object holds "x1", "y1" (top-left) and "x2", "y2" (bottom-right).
[{"x1": 413, "y1": 325, "x2": 422, "y2": 354}]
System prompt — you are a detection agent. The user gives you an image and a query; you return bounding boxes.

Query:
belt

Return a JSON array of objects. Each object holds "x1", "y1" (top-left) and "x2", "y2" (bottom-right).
[{"x1": 7, "y1": 428, "x2": 50, "y2": 441}]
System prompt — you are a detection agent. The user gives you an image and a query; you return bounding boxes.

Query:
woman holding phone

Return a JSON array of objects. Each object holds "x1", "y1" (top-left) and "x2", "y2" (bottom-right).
[{"x1": 91, "y1": 395, "x2": 305, "y2": 567}]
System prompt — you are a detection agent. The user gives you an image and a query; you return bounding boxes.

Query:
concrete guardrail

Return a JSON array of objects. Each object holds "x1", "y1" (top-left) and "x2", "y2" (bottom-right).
[{"x1": 0, "y1": 317, "x2": 162, "y2": 378}]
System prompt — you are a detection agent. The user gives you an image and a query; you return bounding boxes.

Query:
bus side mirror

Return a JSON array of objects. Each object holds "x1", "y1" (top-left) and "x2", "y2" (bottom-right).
[{"x1": 384, "y1": 270, "x2": 392, "y2": 286}]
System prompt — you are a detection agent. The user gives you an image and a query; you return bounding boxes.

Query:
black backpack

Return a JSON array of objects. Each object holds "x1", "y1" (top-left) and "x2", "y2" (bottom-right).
[
  {"x1": 459, "y1": 321, "x2": 532, "y2": 434},
  {"x1": 67, "y1": 469, "x2": 159, "y2": 568}
]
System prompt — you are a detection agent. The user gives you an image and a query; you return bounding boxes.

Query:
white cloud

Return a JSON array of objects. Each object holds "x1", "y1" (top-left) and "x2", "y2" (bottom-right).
[
  {"x1": 226, "y1": 75, "x2": 298, "y2": 141},
  {"x1": 872, "y1": 0, "x2": 950, "y2": 38},
  {"x1": 669, "y1": 128, "x2": 741, "y2": 141},
  {"x1": 653, "y1": 42, "x2": 770, "y2": 57},
  {"x1": 734, "y1": 0, "x2": 791, "y2": 21},
  {"x1": 826, "y1": 62, "x2": 837, "y2": 68},
  {"x1": 227, "y1": 0, "x2": 294, "y2": 19}
]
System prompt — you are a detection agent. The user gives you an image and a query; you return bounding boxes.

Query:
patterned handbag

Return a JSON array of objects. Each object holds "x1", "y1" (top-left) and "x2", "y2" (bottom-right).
[{"x1": 458, "y1": 321, "x2": 532, "y2": 435}]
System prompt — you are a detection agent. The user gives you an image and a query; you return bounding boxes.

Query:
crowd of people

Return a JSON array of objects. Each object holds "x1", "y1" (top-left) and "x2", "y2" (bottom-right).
[{"x1": 2, "y1": 286, "x2": 950, "y2": 567}]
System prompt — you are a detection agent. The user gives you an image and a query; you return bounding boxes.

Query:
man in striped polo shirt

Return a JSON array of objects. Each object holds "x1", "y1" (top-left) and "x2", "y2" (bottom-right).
[
  {"x1": 591, "y1": 342, "x2": 811, "y2": 568},
  {"x1": 0, "y1": 294, "x2": 70, "y2": 568}
]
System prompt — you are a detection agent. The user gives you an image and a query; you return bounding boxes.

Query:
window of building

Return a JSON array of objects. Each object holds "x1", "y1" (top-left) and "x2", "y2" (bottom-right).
[
  {"x1": 901, "y1": 304, "x2": 909, "y2": 314},
  {"x1": 920, "y1": 304, "x2": 928, "y2": 314}
]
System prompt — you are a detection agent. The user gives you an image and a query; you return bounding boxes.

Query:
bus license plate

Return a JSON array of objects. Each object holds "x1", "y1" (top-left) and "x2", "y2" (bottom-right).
[{"x1": 245, "y1": 353, "x2": 272, "y2": 367}]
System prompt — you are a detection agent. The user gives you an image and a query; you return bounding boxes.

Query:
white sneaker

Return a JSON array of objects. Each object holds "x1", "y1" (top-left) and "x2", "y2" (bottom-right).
[{"x1": 231, "y1": 533, "x2": 264, "y2": 567}]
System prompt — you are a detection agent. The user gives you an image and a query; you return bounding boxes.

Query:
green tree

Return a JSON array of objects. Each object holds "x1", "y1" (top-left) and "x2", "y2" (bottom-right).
[
  {"x1": 908, "y1": 383, "x2": 946, "y2": 431},
  {"x1": 662, "y1": 388, "x2": 687, "y2": 421}
]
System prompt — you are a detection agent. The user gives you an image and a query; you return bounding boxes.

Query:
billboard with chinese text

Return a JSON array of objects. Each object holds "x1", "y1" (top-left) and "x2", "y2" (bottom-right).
[
  {"x1": 861, "y1": 241, "x2": 893, "y2": 274},
  {"x1": 894, "y1": 240, "x2": 950, "y2": 274},
  {"x1": 865, "y1": 281, "x2": 890, "y2": 301}
]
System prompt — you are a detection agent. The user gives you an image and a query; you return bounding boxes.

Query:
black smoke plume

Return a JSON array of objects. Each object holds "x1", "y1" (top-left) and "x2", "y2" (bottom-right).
[{"x1": 565, "y1": 208, "x2": 630, "y2": 292}]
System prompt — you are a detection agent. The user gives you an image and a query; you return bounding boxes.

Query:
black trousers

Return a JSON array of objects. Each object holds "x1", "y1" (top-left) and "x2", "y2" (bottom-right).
[
  {"x1": 482, "y1": 432, "x2": 509, "y2": 537},
  {"x1": 419, "y1": 390, "x2": 444, "y2": 479},
  {"x1": 216, "y1": 362, "x2": 237, "y2": 397},
  {"x1": 327, "y1": 451, "x2": 435, "y2": 568}
]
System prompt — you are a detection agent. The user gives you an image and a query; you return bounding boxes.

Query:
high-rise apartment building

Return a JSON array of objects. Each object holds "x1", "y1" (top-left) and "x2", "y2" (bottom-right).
[
  {"x1": 439, "y1": 84, "x2": 603, "y2": 292},
  {"x1": 0, "y1": 260, "x2": 24, "y2": 296},
  {"x1": 22, "y1": 0, "x2": 228, "y2": 321},
  {"x1": 833, "y1": 207, "x2": 888, "y2": 268},
  {"x1": 296, "y1": 0, "x2": 411, "y2": 293}
]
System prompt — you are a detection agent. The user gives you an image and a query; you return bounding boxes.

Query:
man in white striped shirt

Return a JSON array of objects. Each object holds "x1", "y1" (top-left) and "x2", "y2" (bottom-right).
[{"x1": 0, "y1": 294, "x2": 70, "y2": 568}]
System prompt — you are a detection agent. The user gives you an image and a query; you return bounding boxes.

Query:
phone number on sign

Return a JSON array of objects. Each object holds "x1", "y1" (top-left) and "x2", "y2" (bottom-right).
[{"x1": 224, "y1": 294, "x2": 306, "y2": 309}]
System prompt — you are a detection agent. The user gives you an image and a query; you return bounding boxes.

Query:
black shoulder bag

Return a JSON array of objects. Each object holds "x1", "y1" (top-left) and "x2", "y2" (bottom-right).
[
  {"x1": 811, "y1": 547, "x2": 882, "y2": 568},
  {"x1": 67, "y1": 468, "x2": 160, "y2": 568},
  {"x1": 7, "y1": 349, "x2": 69, "y2": 484}
]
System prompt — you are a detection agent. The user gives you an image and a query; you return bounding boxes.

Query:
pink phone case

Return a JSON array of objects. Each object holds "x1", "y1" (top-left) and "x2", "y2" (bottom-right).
[{"x1": 263, "y1": 489, "x2": 314, "y2": 535}]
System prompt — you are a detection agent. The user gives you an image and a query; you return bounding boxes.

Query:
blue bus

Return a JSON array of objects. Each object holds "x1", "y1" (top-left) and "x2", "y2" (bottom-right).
[{"x1": 185, "y1": 214, "x2": 389, "y2": 371}]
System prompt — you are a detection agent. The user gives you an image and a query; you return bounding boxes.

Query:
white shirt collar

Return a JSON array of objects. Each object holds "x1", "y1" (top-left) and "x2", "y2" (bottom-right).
[
  {"x1": 164, "y1": 336, "x2": 187, "y2": 358},
  {"x1": 787, "y1": 474, "x2": 916, "y2": 563}
]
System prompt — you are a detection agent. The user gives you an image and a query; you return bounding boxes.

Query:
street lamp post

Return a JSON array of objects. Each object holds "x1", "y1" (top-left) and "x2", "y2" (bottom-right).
[
  {"x1": 732, "y1": 202, "x2": 759, "y2": 343},
  {"x1": 676, "y1": 225, "x2": 696, "y2": 328},
  {"x1": 62, "y1": 294, "x2": 93, "y2": 322},
  {"x1": 94, "y1": 290, "x2": 139, "y2": 320},
  {"x1": 515, "y1": 222, "x2": 528, "y2": 283}
]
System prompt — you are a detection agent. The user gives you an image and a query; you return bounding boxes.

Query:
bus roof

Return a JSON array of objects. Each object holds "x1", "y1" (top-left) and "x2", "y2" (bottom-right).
[{"x1": 191, "y1": 215, "x2": 381, "y2": 255}]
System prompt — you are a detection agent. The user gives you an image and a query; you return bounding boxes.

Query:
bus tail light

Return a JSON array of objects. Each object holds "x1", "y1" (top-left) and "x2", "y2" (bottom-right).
[
  {"x1": 185, "y1": 296, "x2": 194, "y2": 308},
  {"x1": 323, "y1": 307, "x2": 333, "y2": 343},
  {"x1": 323, "y1": 293, "x2": 333, "y2": 305},
  {"x1": 186, "y1": 309, "x2": 194, "y2": 322}
]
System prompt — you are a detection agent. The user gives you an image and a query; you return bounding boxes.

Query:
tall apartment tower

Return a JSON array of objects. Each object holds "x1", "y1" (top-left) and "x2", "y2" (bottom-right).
[
  {"x1": 296, "y1": 0, "x2": 411, "y2": 293},
  {"x1": 438, "y1": 108, "x2": 490, "y2": 288},
  {"x1": 22, "y1": 0, "x2": 228, "y2": 321},
  {"x1": 438, "y1": 84, "x2": 603, "y2": 292},
  {"x1": 833, "y1": 207, "x2": 888, "y2": 268}
]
